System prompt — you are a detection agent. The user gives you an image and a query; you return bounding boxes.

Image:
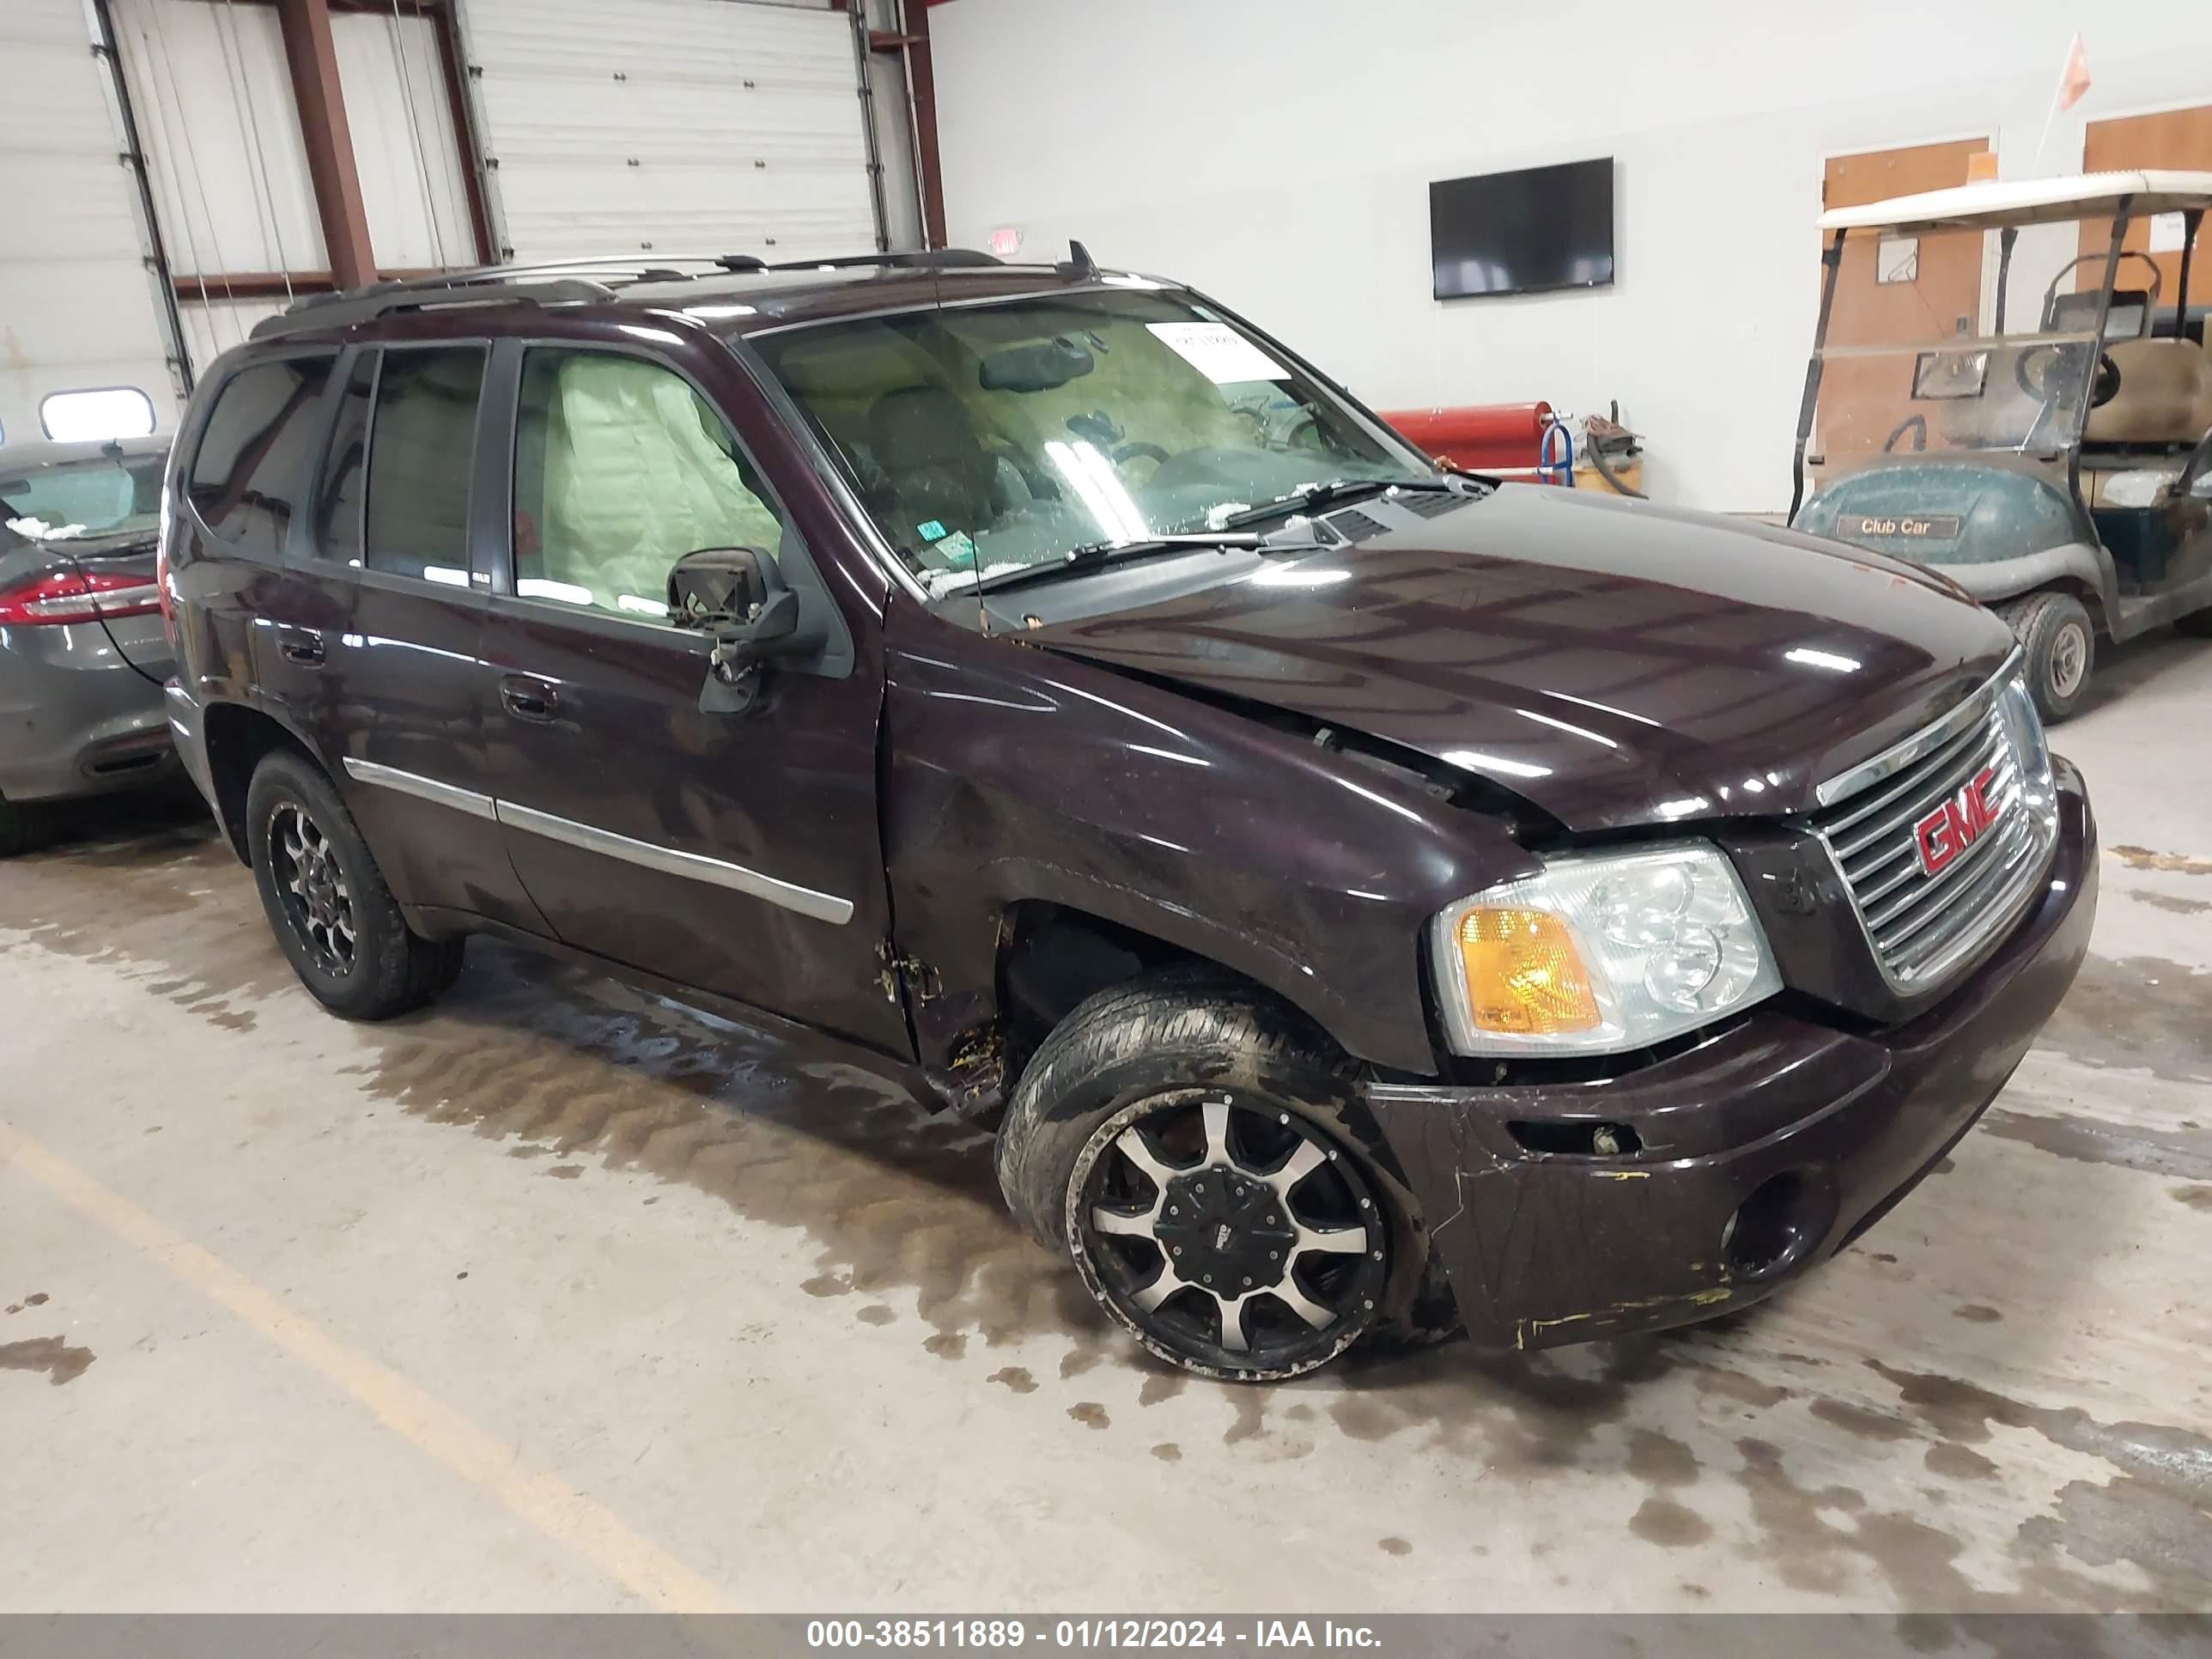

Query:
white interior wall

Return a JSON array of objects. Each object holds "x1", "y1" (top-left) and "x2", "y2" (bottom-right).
[{"x1": 931, "y1": 0, "x2": 2212, "y2": 512}]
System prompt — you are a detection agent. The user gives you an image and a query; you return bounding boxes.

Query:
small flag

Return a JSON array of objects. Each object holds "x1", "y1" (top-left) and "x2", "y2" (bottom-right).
[{"x1": 2056, "y1": 33, "x2": 2091, "y2": 113}]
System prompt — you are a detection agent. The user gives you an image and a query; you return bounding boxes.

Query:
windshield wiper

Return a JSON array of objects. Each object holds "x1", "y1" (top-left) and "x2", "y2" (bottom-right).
[
  {"x1": 1216, "y1": 476, "x2": 1460, "y2": 529},
  {"x1": 965, "y1": 532, "x2": 1312, "y2": 598}
]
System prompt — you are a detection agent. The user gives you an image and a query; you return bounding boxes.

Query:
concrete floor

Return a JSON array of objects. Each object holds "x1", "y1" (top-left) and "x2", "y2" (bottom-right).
[{"x1": 3, "y1": 634, "x2": 2209, "y2": 1615}]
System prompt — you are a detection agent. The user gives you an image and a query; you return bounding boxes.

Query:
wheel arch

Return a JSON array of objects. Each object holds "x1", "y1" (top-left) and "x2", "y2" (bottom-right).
[
  {"x1": 1943, "y1": 542, "x2": 2118, "y2": 631},
  {"x1": 199, "y1": 700, "x2": 328, "y2": 864}
]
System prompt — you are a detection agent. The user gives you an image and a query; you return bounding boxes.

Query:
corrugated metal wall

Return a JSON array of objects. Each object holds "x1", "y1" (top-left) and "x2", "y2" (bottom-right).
[
  {"x1": 460, "y1": 0, "x2": 877, "y2": 262},
  {"x1": 0, "y1": 0, "x2": 175, "y2": 441},
  {"x1": 108, "y1": 0, "x2": 474, "y2": 369}
]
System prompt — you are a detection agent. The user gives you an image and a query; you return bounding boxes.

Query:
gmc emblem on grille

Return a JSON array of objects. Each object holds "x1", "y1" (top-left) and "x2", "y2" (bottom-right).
[{"x1": 1914, "y1": 766, "x2": 2001, "y2": 877}]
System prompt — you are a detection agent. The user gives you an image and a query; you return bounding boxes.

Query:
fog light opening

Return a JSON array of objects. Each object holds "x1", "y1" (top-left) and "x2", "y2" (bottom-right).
[
  {"x1": 1722, "y1": 1170, "x2": 1819, "y2": 1280},
  {"x1": 1507, "y1": 1120, "x2": 1643, "y2": 1158}
]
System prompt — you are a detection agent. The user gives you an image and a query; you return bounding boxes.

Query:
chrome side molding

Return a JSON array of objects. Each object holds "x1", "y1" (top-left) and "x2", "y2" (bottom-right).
[
  {"x1": 494, "y1": 800, "x2": 855, "y2": 925},
  {"x1": 343, "y1": 757, "x2": 497, "y2": 821},
  {"x1": 340, "y1": 758, "x2": 854, "y2": 927}
]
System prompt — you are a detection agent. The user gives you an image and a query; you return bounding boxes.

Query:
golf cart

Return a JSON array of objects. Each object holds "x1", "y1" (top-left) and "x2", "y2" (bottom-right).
[{"x1": 1792, "y1": 171, "x2": 2212, "y2": 720}]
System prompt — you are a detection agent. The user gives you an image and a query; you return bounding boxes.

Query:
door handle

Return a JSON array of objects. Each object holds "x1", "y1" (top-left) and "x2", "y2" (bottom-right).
[
  {"x1": 276, "y1": 625, "x2": 325, "y2": 665},
  {"x1": 500, "y1": 674, "x2": 560, "y2": 723}
]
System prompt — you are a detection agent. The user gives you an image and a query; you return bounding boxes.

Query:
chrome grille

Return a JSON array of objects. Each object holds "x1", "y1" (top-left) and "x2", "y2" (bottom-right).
[{"x1": 1806, "y1": 657, "x2": 2059, "y2": 993}]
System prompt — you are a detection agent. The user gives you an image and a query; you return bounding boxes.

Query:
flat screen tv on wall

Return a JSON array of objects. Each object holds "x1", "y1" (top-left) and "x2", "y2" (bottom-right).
[{"x1": 1429, "y1": 158, "x2": 1616, "y2": 301}]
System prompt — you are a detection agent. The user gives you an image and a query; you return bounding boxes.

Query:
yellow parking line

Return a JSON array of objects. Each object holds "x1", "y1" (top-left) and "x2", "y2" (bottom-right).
[{"x1": 0, "y1": 1121, "x2": 734, "y2": 1613}]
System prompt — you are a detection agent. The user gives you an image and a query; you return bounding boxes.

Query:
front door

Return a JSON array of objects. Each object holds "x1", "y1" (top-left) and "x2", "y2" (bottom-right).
[{"x1": 477, "y1": 339, "x2": 908, "y2": 1055}]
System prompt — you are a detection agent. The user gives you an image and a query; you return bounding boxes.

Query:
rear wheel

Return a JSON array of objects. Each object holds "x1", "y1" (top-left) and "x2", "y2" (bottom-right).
[
  {"x1": 2174, "y1": 606, "x2": 2212, "y2": 639},
  {"x1": 2002, "y1": 591, "x2": 2094, "y2": 724},
  {"x1": 0, "y1": 792, "x2": 52, "y2": 858},
  {"x1": 996, "y1": 967, "x2": 1434, "y2": 1381},
  {"x1": 246, "y1": 750, "x2": 465, "y2": 1019}
]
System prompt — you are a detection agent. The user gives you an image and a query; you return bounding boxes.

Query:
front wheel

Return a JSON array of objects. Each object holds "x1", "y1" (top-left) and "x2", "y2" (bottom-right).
[
  {"x1": 246, "y1": 749, "x2": 465, "y2": 1019},
  {"x1": 2001, "y1": 591, "x2": 2094, "y2": 724},
  {"x1": 996, "y1": 968, "x2": 1431, "y2": 1381}
]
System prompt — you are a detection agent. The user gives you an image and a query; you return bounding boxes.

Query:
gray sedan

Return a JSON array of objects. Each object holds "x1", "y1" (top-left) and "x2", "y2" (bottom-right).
[{"x1": 1, "y1": 434, "x2": 179, "y2": 854}]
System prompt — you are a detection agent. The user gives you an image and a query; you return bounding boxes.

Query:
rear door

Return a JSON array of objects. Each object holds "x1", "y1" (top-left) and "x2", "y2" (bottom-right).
[
  {"x1": 476, "y1": 336, "x2": 906, "y2": 1053},
  {"x1": 264, "y1": 340, "x2": 545, "y2": 933}
]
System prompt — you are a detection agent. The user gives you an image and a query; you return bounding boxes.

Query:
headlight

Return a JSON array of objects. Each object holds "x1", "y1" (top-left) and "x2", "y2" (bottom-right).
[{"x1": 1431, "y1": 841, "x2": 1782, "y2": 1056}]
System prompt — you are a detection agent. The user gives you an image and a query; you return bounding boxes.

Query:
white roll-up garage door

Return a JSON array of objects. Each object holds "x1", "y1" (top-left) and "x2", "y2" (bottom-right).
[
  {"x1": 459, "y1": 0, "x2": 877, "y2": 264},
  {"x1": 0, "y1": 0, "x2": 176, "y2": 445}
]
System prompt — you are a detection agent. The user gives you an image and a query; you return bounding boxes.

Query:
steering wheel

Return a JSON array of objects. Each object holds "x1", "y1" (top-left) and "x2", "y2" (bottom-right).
[
  {"x1": 1882, "y1": 414, "x2": 1928, "y2": 454},
  {"x1": 1111, "y1": 441, "x2": 1172, "y2": 468}
]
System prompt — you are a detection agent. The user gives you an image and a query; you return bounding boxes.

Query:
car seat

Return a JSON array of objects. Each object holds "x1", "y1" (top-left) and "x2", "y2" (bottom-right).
[
  {"x1": 2085, "y1": 338, "x2": 2212, "y2": 446},
  {"x1": 866, "y1": 385, "x2": 1004, "y2": 544}
]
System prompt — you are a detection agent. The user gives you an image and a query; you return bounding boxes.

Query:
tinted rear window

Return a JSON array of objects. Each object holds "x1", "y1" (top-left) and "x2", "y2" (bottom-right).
[
  {"x1": 364, "y1": 346, "x2": 485, "y2": 584},
  {"x1": 187, "y1": 356, "x2": 337, "y2": 556}
]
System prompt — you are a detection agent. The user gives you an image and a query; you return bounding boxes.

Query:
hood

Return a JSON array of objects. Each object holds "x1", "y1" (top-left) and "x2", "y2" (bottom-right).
[{"x1": 1028, "y1": 485, "x2": 2015, "y2": 832}]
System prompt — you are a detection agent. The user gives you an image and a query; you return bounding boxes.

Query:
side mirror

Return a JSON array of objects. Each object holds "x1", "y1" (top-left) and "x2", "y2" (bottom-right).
[{"x1": 669, "y1": 546, "x2": 804, "y2": 715}]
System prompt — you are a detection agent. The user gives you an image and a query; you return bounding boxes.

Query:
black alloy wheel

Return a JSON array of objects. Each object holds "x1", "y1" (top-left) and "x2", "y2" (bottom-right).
[
  {"x1": 268, "y1": 800, "x2": 357, "y2": 976},
  {"x1": 1070, "y1": 1090, "x2": 1388, "y2": 1376}
]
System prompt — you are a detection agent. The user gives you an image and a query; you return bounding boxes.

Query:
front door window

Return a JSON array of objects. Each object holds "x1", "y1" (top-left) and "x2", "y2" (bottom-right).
[{"x1": 512, "y1": 348, "x2": 787, "y2": 623}]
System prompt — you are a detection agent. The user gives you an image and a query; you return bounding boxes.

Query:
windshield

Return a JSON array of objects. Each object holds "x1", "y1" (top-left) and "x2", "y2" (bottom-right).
[
  {"x1": 750, "y1": 288, "x2": 1437, "y2": 594},
  {"x1": 0, "y1": 451, "x2": 167, "y2": 544},
  {"x1": 1809, "y1": 223, "x2": 2121, "y2": 477}
]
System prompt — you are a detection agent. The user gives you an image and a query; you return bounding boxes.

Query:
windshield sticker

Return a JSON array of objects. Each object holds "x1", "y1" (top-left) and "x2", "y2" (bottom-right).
[
  {"x1": 916, "y1": 519, "x2": 948, "y2": 543},
  {"x1": 934, "y1": 531, "x2": 978, "y2": 569},
  {"x1": 1146, "y1": 322, "x2": 1289, "y2": 385}
]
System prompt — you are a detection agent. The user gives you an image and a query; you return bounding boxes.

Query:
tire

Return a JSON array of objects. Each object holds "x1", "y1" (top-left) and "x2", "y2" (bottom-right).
[
  {"x1": 995, "y1": 965, "x2": 1448, "y2": 1381},
  {"x1": 245, "y1": 749, "x2": 465, "y2": 1019},
  {"x1": 0, "y1": 792, "x2": 53, "y2": 858},
  {"x1": 2001, "y1": 590, "x2": 2094, "y2": 724}
]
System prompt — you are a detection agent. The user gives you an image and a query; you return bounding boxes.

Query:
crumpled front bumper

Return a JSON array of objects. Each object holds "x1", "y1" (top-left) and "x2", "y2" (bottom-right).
[{"x1": 1364, "y1": 760, "x2": 2097, "y2": 1352}]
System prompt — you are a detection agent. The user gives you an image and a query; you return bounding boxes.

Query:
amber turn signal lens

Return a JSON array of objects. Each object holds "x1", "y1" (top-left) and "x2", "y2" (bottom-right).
[{"x1": 1454, "y1": 907, "x2": 1601, "y2": 1036}]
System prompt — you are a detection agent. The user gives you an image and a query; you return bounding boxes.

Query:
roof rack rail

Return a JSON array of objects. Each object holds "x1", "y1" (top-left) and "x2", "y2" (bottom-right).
[
  {"x1": 250, "y1": 272, "x2": 619, "y2": 340},
  {"x1": 766, "y1": 248, "x2": 1003, "y2": 271},
  {"x1": 247, "y1": 252, "x2": 787, "y2": 340}
]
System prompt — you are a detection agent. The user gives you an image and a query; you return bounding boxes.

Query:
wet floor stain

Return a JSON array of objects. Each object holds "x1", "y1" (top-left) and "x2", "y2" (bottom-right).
[
  {"x1": 856, "y1": 1304, "x2": 896, "y2": 1326},
  {"x1": 12, "y1": 788, "x2": 2212, "y2": 1609},
  {"x1": 1377, "y1": 1536, "x2": 1412, "y2": 1556},
  {"x1": 2040, "y1": 954, "x2": 2212, "y2": 1082},
  {"x1": 2171, "y1": 1184, "x2": 2212, "y2": 1212},
  {"x1": 1137, "y1": 1373, "x2": 1185, "y2": 1407},
  {"x1": 1865, "y1": 1358, "x2": 2212, "y2": 1607},
  {"x1": 1629, "y1": 1497, "x2": 1712, "y2": 1547},
  {"x1": 2110, "y1": 845, "x2": 2212, "y2": 877},
  {"x1": 545, "y1": 1164, "x2": 584, "y2": 1180},
  {"x1": 1953, "y1": 1304, "x2": 2003, "y2": 1323},
  {"x1": 0, "y1": 1336, "x2": 94, "y2": 1386},
  {"x1": 1924, "y1": 1443, "x2": 1997, "y2": 1481},
  {"x1": 1625, "y1": 1426, "x2": 1700, "y2": 1488},
  {"x1": 1979, "y1": 1106, "x2": 2212, "y2": 1180},
  {"x1": 2136, "y1": 891, "x2": 2212, "y2": 916},
  {"x1": 1808, "y1": 1399, "x2": 1916, "y2": 1443}
]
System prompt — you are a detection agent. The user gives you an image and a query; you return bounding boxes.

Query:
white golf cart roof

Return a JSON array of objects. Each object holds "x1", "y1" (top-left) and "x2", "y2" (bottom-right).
[{"x1": 1819, "y1": 169, "x2": 2212, "y2": 234}]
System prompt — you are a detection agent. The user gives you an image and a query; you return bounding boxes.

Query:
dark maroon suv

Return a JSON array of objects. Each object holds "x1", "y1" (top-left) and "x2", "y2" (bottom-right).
[{"x1": 161, "y1": 250, "x2": 2095, "y2": 1380}]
